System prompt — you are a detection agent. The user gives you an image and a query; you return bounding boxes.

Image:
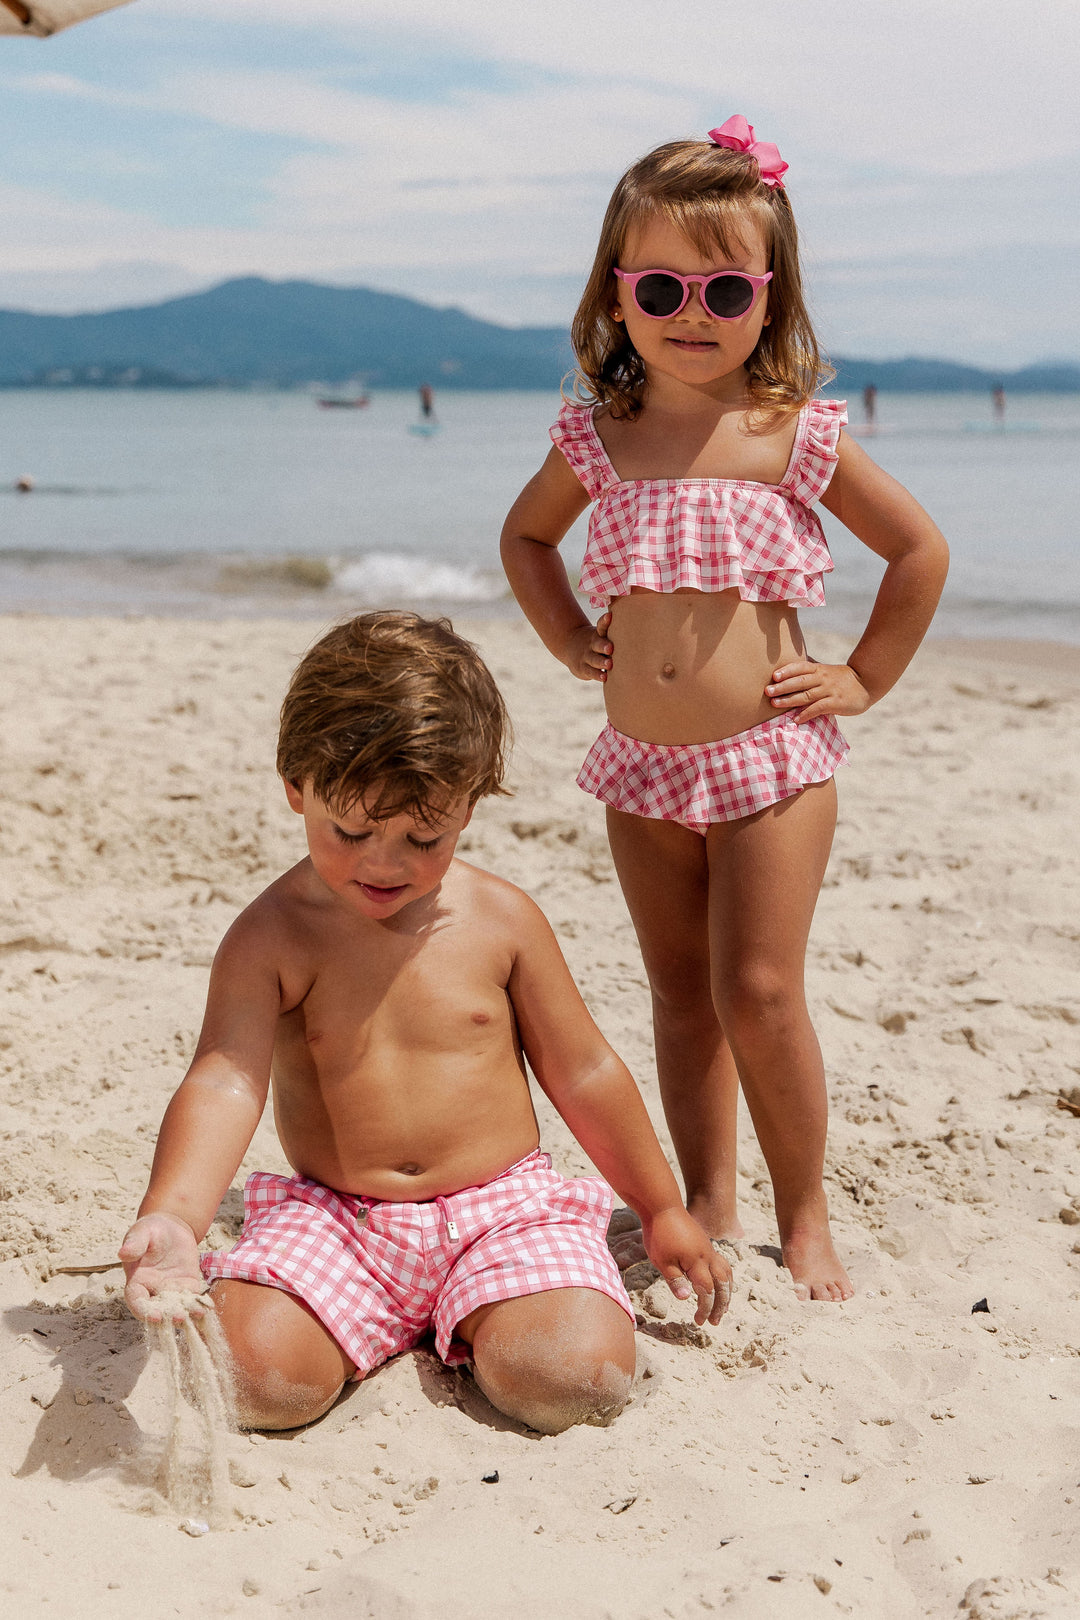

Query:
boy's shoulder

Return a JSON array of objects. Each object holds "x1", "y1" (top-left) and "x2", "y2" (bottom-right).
[
  {"x1": 214, "y1": 860, "x2": 323, "y2": 957},
  {"x1": 215, "y1": 856, "x2": 558, "y2": 970},
  {"x1": 448, "y1": 856, "x2": 548, "y2": 930},
  {"x1": 450, "y1": 855, "x2": 534, "y2": 907}
]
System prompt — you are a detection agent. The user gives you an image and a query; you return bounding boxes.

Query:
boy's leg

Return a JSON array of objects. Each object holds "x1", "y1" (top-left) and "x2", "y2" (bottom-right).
[
  {"x1": 704, "y1": 778, "x2": 851, "y2": 1301},
  {"x1": 605, "y1": 807, "x2": 744, "y2": 1240},
  {"x1": 208, "y1": 1278, "x2": 357, "y2": 1430},
  {"x1": 456, "y1": 1288, "x2": 636, "y2": 1435}
]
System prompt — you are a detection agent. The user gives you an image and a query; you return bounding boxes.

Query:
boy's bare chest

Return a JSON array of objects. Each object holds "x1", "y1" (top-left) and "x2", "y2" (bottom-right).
[{"x1": 278, "y1": 918, "x2": 515, "y2": 1075}]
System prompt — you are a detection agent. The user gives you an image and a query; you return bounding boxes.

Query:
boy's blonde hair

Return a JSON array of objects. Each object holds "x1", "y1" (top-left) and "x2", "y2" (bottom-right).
[
  {"x1": 277, "y1": 611, "x2": 510, "y2": 820},
  {"x1": 570, "y1": 138, "x2": 832, "y2": 421}
]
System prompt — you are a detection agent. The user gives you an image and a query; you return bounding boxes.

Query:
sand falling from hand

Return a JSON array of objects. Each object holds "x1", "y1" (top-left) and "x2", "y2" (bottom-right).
[{"x1": 146, "y1": 1291, "x2": 237, "y2": 1528}]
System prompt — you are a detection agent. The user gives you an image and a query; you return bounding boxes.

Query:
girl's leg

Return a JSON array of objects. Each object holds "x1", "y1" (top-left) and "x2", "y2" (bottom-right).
[
  {"x1": 605, "y1": 807, "x2": 744, "y2": 1239},
  {"x1": 705, "y1": 778, "x2": 851, "y2": 1301}
]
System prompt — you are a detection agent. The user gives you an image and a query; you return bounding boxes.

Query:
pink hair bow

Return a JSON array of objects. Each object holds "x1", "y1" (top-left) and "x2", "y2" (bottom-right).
[{"x1": 707, "y1": 114, "x2": 788, "y2": 190}]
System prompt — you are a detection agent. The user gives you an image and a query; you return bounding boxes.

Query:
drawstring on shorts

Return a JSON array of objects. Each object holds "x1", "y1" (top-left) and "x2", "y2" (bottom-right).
[{"x1": 434, "y1": 1195, "x2": 459, "y2": 1242}]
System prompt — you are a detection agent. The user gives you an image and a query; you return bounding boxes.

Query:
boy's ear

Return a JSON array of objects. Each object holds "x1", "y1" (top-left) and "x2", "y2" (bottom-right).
[
  {"x1": 283, "y1": 778, "x2": 305, "y2": 815},
  {"x1": 461, "y1": 801, "x2": 476, "y2": 831}
]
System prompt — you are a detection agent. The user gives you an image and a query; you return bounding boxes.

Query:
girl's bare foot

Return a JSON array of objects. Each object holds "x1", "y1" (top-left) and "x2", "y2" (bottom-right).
[
  {"x1": 607, "y1": 1202, "x2": 745, "y2": 1273},
  {"x1": 686, "y1": 1194, "x2": 745, "y2": 1246},
  {"x1": 782, "y1": 1225, "x2": 853, "y2": 1302}
]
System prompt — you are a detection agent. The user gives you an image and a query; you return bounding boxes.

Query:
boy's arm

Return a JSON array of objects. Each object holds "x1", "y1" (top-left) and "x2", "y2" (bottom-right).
[
  {"x1": 505, "y1": 892, "x2": 731, "y2": 1325},
  {"x1": 120, "y1": 915, "x2": 282, "y2": 1322}
]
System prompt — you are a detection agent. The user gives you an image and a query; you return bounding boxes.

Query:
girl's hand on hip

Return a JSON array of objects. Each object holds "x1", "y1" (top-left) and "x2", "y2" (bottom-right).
[
  {"x1": 563, "y1": 611, "x2": 612, "y2": 683},
  {"x1": 765, "y1": 659, "x2": 870, "y2": 722}
]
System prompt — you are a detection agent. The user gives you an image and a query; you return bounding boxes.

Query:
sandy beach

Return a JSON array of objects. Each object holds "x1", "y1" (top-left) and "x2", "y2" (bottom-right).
[{"x1": 1, "y1": 612, "x2": 1078, "y2": 1620}]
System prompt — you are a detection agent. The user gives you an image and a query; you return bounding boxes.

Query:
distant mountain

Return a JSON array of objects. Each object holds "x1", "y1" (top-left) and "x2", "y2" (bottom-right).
[
  {"x1": 0, "y1": 277, "x2": 573, "y2": 389},
  {"x1": 828, "y1": 355, "x2": 1080, "y2": 393},
  {"x1": 0, "y1": 277, "x2": 1077, "y2": 391}
]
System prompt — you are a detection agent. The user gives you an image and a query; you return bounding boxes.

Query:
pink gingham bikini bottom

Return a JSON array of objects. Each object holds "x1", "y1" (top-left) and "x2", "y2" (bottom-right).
[
  {"x1": 578, "y1": 712, "x2": 848, "y2": 833},
  {"x1": 200, "y1": 1149, "x2": 633, "y2": 1378}
]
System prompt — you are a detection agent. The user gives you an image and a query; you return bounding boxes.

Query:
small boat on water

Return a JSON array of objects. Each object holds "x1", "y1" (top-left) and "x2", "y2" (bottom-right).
[{"x1": 317, "y1": 394, "x2": 369, "y2": 409}]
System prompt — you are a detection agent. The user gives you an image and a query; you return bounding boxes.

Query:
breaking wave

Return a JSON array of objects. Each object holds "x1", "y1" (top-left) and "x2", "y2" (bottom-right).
[{"x1": 0, "y1": 546, "x2": 512, "y2": 617}]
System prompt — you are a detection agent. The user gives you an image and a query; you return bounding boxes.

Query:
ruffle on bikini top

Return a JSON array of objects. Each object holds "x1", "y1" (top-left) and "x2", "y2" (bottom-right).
[{"x1": 550, "y1": 396, "x2": 846, "y2": 610}]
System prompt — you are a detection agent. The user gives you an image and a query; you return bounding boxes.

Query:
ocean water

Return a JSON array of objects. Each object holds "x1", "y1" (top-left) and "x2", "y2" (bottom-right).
[{"x1": 1, "y1": 387, "x2": 1078, "y2": 641}]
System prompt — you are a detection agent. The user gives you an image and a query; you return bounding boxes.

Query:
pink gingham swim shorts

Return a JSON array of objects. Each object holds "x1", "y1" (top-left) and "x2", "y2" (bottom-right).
[
  {"x1": 200, "y1": 1149, "x2": 633, "y2": 1377},
  {"x1": 578, "y1": 711, "x2": 847, "y2": 832}
]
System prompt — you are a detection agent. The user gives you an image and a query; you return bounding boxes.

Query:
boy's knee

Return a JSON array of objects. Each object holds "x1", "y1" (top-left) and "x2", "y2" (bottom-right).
[
  {"x1": 554, "y1": 1353, "x2": 634, "y2": 1431},
  {"x1": 477, "y1": 1349, "x2": 632, "y2": 1435},
  {"x1": 472, "y1": 1306, "x2": 636, "y2": 1435},
  {"x1": 230, "y1": 1359, "x2": 344, "y2": 1432},
  {"x1": 209, "y1": 1280, "x2": 350, "y2": 1431}
]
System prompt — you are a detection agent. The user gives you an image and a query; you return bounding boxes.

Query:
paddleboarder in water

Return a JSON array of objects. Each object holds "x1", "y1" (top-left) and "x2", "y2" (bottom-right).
[{"x1": 863, "y1": 382, "x2": 877, "y2": 428}]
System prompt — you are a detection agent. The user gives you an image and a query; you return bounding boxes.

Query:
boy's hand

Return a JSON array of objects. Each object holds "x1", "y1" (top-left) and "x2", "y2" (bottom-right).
[
  {"x1": 642, "y1": 1207, "x2": 733, "y2": 1326},
  {"x1": 120, "y1": 1212, "x2": 210, "y2": 1323}
]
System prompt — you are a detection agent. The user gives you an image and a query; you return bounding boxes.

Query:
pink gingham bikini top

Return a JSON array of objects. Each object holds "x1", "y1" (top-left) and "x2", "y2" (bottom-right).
[{"x1": 549, "y1": 396, "x2": 846, "y2": 610}]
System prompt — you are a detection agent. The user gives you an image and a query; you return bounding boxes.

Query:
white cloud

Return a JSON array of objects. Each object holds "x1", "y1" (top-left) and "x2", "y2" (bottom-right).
[{"x1": 150, "y1": 0, "x2": 1080, "y2": 172}]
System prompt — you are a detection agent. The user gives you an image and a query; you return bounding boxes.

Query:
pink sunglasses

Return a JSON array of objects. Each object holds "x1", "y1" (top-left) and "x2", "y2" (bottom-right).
[{"x1": 614, "y1": 266, "x2": 772, "y2": 321}]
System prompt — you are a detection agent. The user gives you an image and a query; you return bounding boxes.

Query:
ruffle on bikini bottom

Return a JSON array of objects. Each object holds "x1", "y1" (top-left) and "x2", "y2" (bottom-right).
[{"x1": 577, "y1": 712, "x2": 847, "y2": 829}]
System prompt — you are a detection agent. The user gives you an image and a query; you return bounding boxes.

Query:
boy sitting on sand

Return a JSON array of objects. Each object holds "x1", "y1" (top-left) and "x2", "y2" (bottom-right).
[{"x1": 121, "y1": 612, "x2": 730, "y2": 1435}]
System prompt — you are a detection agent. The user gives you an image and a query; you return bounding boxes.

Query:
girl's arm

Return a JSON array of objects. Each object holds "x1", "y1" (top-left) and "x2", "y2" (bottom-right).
[
  {"x1": 119, "y1": 918, "x2": 281, "y2": 1320},
  {"x1": 500, "y1": 447, "x2": 613, "y2": 682},
  {"x1": 766, "y1": 432, "x2": 950, "y2": 720},
  {"x1": 503, "y1": 888, "x2": 731, "y2": 1325}
]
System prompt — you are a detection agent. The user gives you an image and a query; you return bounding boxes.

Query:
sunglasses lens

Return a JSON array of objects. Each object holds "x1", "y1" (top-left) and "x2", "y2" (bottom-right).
[
  {"x1": 703, "y1": 275, "x2": 755, "y2": 318},
  {"x1": 633, "y1": 273, "x2": 685, "y2": 318}
]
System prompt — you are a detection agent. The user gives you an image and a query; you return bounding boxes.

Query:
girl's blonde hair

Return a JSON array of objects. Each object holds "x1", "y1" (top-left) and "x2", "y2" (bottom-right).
[{"x1": 570, "y1": 138, "x2": 832, "y2": 420}]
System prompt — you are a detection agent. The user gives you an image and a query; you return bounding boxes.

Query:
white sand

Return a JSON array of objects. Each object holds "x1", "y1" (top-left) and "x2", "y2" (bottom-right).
[{"x1": 0, "y1": 614, "x2": 1078, "y2": 1619}]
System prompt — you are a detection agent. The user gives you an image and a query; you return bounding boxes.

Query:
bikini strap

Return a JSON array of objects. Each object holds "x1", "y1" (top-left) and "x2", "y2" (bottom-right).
[
  {"x1": 781, "y1": 397, "x2": 847, "y2": 505},
  {"x1": 549, "y1": 398, "x2": 617, "y2": 502}
]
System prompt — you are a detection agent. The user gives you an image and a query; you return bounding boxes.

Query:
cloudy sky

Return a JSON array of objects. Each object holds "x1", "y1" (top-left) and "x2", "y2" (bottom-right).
[{"x1": 1, "y1": 0, "x2": 1077, "y2": 366}]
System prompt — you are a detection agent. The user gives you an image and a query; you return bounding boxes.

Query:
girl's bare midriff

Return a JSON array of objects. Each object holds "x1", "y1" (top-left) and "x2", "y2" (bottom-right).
[{"x1": 602, "y1": 588, "x2": 806, "y2": 745}]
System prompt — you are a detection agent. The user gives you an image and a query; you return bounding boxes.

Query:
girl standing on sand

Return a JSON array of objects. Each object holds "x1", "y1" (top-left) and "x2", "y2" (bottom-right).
[{"x1": 501, "y1": 117, "x2": 948, "y2": 1301}]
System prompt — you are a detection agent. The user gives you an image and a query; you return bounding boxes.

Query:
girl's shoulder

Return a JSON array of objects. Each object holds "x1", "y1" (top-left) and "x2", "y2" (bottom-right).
[
  {"x1": 781, "y1": 397, "x2": 847, "y2": 504},
  {"x1": 549, "y1": 396, "x2": 617, "y2": 500}
]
